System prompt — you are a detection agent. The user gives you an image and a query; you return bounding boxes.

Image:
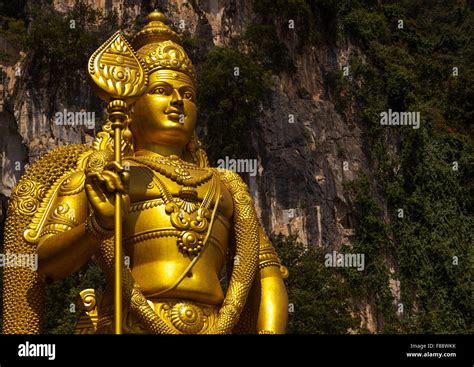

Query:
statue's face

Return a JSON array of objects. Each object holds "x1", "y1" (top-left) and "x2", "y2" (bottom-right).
[{"x1": 131, "y1": 70, "x2": 197, "y2": 148}]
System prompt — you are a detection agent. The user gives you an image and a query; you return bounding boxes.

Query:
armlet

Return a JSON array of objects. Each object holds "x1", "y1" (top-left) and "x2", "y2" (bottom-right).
[{"x1": 259, "y1": 227, "x2": 289, "y2": 278}]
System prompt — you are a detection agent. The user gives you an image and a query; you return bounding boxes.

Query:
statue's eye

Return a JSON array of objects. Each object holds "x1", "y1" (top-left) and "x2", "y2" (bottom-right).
[
  {"x1": 184, "y1": 91, "x2": 194, "y2": 100},
  {"x1": 154, "y1": 87, "x2": 166, "y2": 95}
]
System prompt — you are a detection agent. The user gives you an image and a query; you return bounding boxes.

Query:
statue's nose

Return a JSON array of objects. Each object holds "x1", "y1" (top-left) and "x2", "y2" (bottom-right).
[{"x1": 170, "y1": 89, "x2": 184, "y2": 106}]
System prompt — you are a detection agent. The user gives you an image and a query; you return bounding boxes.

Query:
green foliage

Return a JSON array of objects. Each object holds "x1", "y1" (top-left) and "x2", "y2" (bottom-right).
[
  {"x1": 384, "y1": 64, "x2": 416, "y2": 111},
  {"x1": 344, "y1": 174, "x2": 401, "y2": 332},
  {"x1": 445, "y1": 69, "x2": 474, "y2": 133},
  {"x1": 273, "y1": 235, "x2": 359, "y2": 334},
  {"x1": 251, "y1": 0, "x2": 344, "y2": 49},
  {"x1": 323, "y1": 69, "x2": 351, "y2": 114},
  {"x1": 387, "y1": 129, "x2": 473, "y2": 333},
  {"x1": 0, "y1": 0, "x2": 27, "y2": 20},
  {"x1": 197, "y1": 47, "x2": 271, "y2": 161},
  {"x1": 0, "y1": 15, "x2": 26, "y2": 63},
  {"x1": 336, "y1": 1, "x2": 473, "y2": 333},
  {"x1": 242, "y1": 24, "x2": 294, "y2": 73},
  {"x1": 343, "y1": 9, "x2": 389, "y2": 46},
  {"x1": 180, "y1": 31, "x2": 210, "y2": 65},
  {"x1": 26, "y1": 1, "x2": 117, "y2": 82}
]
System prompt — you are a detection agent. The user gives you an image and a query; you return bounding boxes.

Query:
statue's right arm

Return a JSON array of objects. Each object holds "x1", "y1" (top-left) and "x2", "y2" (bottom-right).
[
  {"x1": 37, "y1": 159, "x2": 129, "y2": 282},
  {"x1": 36, "y1": 173, "x2": 100, "y2": 282}
]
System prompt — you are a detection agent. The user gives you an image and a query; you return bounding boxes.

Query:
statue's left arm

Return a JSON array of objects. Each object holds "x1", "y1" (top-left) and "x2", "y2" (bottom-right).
[{"x1": 256, "y1": 226, "x2": 289, "y2": 334}]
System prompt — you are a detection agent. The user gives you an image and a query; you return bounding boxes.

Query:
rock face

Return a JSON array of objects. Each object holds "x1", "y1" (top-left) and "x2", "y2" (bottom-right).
[
  {"x1": 1, "y1": 1, "x2": 368, "y2": 249},
  {"x1": 253, "y1": 78, "x2": 365, "y2": 249}
]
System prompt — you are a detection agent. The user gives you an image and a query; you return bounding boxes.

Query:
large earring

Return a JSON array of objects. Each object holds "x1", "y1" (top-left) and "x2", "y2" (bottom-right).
[
  {"x1": 123, "y1": 117, "x2": 133, "y2": 144},
  {"x1": 185, "y1": 132, "x2": 209, "y2": 168}
]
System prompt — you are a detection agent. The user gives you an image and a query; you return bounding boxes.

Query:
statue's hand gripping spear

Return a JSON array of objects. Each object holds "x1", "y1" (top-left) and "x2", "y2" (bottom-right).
[{"x1": 87, "y1": 32, "x2": 148, "y2": 334}]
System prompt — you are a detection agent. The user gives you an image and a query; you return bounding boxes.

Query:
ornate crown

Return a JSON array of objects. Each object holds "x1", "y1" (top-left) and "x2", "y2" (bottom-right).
[{"x1": 132, "y1": 11, "x2": 196, "y2": 85}]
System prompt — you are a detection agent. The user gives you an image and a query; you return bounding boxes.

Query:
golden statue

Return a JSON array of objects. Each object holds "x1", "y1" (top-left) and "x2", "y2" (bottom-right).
[{"x1": 2, "y1": 11, "x2": 288, "y2": 334}]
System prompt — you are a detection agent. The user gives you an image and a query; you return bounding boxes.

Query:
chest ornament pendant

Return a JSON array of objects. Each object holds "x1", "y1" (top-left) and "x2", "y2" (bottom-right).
[
  {"x1": 127, "y1": 155, "x2": 219, "y2": 258},
  {"x1": 165, "y1": 203, "x2": 212, "y2": 256}
]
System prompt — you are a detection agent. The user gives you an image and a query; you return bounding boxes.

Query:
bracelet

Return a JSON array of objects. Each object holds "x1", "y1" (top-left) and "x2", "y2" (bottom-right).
[
  {"x1": 258, "y1": 260, "x2": 281, "y2": 270},
  {"x1": 85, "y1": 212, "x2": 114, "y2": 239}
]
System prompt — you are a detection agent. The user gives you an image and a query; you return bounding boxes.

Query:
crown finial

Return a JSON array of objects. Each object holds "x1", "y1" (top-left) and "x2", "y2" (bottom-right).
[{"x1": 148, "y1": 10, "x2": 166, "y2": 23}]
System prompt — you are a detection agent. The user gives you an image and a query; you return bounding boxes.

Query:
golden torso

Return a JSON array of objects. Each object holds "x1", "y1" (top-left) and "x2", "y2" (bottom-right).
[
  {"x1": 16, "y1": 146, "x2": 287, "y2": 334},
  {"x1": 101, "y1": 156, "x2": 233, "y2": 310}
]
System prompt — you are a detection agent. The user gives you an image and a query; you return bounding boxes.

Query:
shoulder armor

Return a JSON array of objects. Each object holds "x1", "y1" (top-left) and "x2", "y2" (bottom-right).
[
  {"x1": 21, "y1": 147, "x2": 92, "y2": 244},
  {"x1": 214, "y1": 168, "x2": 245, "y2": 183},
  {"x1": 213, "y1": 169, "x2": 254, "y2": 208}
]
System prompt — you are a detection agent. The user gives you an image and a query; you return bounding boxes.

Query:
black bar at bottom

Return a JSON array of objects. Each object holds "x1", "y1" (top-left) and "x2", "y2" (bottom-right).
[{"x1": 0, "y1": 334, "x2": 471, "y2": 366}]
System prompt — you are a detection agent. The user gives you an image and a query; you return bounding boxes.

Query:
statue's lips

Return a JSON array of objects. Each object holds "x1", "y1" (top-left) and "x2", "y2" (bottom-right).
[{"x1": 166, "y1": 112, "x2": 183, "y2": 123}]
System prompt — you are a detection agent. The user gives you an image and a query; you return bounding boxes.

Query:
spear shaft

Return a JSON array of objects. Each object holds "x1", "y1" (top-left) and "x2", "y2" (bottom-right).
[
  {"x1": 108, "y1": 100, "x2": 128, "y2": 335},
  {"x1": 88, "y1": 31, "x2": 148, "y2": 335}
]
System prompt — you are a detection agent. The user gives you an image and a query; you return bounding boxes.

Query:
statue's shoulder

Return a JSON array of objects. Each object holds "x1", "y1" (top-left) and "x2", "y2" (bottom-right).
[
  {"x1": 212, "y1": 168, "x2": 247, "y2": 186},
  {"x1": 212, "y1": 169, "x2": 254, "y2": 206},
  {"x1": 9, "y1": 144, "x2": 93, "y2": 244},
  {"x1": 11, "y1": 144, "x2": 92, "y2": 196}
]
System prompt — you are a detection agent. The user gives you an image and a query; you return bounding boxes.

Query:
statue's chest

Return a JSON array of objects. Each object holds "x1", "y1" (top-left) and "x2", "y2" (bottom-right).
[
  {"x1": 125, "y1": 162, "x2": 233, "y2": 219},
  {"x1": 122, "y1": 162, "x2": 232, "y2": 258}
]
